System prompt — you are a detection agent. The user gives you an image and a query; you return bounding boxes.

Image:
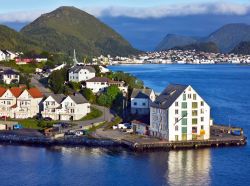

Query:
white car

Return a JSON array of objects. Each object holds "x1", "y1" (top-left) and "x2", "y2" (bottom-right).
[
  {"x1": 112, "y1": 125, "x2": 118, "y2": 130},
  {"x1": 118, "y1": 123, "x2": 131, "y2": 129},
  {"x1": 75, "y1": 131, "x2": 83, "y2": 136}
]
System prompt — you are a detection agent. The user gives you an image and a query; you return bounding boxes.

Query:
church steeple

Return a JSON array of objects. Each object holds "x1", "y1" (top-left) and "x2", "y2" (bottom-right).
[{"x1": 73, "y1": 49, "x2": 78, "y2": 65}]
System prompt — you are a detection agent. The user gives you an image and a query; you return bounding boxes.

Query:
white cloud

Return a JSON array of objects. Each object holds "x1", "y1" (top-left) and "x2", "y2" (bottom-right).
[
  {"x1": 85, "y1": 2, "x2": 250, "y2": 18},
  {"x1": 0, "y1": 2, "x2": 250, "y2": 22}
]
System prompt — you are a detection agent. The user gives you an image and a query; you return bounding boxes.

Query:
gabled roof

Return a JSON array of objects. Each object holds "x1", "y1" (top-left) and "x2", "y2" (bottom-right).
[
  {"x1": 69, "y1": 65, "x2": 95, "y2": 73},
  {"x1": 151, "y1": 84, "x2": 188, "y2": 109},
  {"x1": 69, "y1": 93, "x2": 88, "y2": 104},
  {"x1": 10, "y1": 87, "x2": 23, "y2": 98},
  {"x1": 2, "y1": 69, "x2": 19, "y2": 75},
  {"x1": 86, "y1": 77, "x2": 110, "y2": 83},
  {"x1": 28, "y1": 88, "x2": 43, "y2": 98},
  {"x1": 48, "y1": 94, "x2": 65, "y2": 104},
  {"x1": 131, "y1": 88, "x2": 153, "y2": 99},
  {"x1": 0, "y1": 87, "x2": 6, "y2": 97}
]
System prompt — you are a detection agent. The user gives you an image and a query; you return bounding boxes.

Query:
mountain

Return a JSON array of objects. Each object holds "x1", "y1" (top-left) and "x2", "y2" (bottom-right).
[
  {"x1": 231, "y1": 41, "x2": 250, "y2": 55},
  {"x1": 156, "y1": 23, "x2": 250, "y2": 53},
  {"x1": 206, "y1": 24, "x2": 250, "y2": 53},
  {"x1": 0, "y1": 25, "x2": 38, "y2": 51},
  {"x1": 172, "y1": 42, "x2": 219, "y2": 53},
  {"x1": 20, "y1": 6, "x2": 139, "y2": 57},
  {"x1": 155, "y1": 34, "x2": 198, "y2": 51}
]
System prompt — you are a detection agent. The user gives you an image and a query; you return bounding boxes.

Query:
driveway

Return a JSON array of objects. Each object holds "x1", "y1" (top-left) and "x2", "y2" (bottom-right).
[{"x1": 31, "y1": 74, "x2": 51, "y2": 96}]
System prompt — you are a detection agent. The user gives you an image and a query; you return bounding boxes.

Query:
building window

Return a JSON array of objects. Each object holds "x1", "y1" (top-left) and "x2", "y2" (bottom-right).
[
  {"x1": 134, "y1": 102, "x2": 137, "y2": 106},
  {"x1": 182, "y1": 111, "x2": 187, "y2": 117},
  {"x1": 193, "y1": 94, "x2": 197, "y2": 100},
  {"x1": 192, "y1": 118, "x2": 198, "y2": 125},
  {"x1": 201, "y1": 117, "x2": 204, "y2": 122},
  {"x1": 175, "y1": 118, "x2": 179, "y2": 123},
  {"x1": 175, "y1": 109, "x2": 178, "y2": 114},
  {"x1": 192, "y1": 110, "x2": 198, "y2": 116},
  {"x1": 192, "y1": 127, "x2": 197, "y2": 133},
  {"x1": 175, "y1": 102, "x2": 179, "y2": 106},
  {"x1": 201, "y1": 101, "x2": 204, "y2": 106},
  {"x1": 182, "y1": 102, "x2": 187, "y2": 109},
  {"x1": 192, "y1": 102, "x2": 198, "y2": 109},
  {"x1": 182, "y1": 127, "x2": 187, "y2": 133},
  {"x1": 188, "y1": 94, "x2": 192, "y2": 99},
  {"x1": 175, "y1": 125, "x2": 178, "y2": 131},
  {"x1": 201, "y1": 109, "x2": 204, "y2": 114},
  {"x1": 183, "y1": 94, "x2": 186, "y2": 101},
  {"x1": 182, "y1": 118, "x2": 187, "y2": 125},
  {"x1": 201, "y1": 125, "x2": 204, "y2": 130},
  {"x1": 142, "y1": 103, "x2": 146, "y2": 106}
]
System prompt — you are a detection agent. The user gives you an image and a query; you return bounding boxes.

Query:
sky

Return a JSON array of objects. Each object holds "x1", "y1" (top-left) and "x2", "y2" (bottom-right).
[{"x1": 1, "y1": 0, "x2": 250, "y2": 51}]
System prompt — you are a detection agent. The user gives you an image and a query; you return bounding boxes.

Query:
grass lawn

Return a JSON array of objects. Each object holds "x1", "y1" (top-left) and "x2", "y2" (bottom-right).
[
  {"x1": 80, "y1": 107, "x2": 103, "y2": 121},
  {"x1": 13, "y1": 118, "x2": 58, "y2": 130}
]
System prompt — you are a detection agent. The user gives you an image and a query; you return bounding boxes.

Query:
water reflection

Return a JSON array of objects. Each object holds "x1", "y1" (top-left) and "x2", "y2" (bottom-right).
[{"x1": 166, "y1": 149, "x2": 211, "y2": 186}]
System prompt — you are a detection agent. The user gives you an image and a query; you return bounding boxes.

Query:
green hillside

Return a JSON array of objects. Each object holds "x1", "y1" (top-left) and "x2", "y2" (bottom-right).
[
  {"x1": 172, "y1": 42, "x2": 220, "y2": 53},
  {"x1": 20, "y1": 6, "x2": 139, "y2": 57}
]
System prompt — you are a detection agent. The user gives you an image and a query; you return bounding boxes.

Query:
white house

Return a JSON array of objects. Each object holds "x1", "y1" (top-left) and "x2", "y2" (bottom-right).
[
  {"x1": 0, "y1": 69, "x2": 20, "y2": 84},
  {"x1": 131, "y1": 116, "x2": 150, "y2": 135},
  {"x1": 130, "y1": 88, "x2": 156, "y2": 115},
  {"x1": 68, "y1": 65, "x2": 95, "y2": 82},
  {"x1": 42, "y1": 93, "x2": 90, "y2": 121},
  {"x1": 150, "y1": 84, "x2": 212, "y2": 141},
  {"x1": 0, "y1": 87, "x2": 43, "y2": 118},
  {"x1": 85, "y1": 77, "x2": 128, "y2": 94},
  {"x1": 0, "y1": 50, "x2": 16, "y2": 61}
]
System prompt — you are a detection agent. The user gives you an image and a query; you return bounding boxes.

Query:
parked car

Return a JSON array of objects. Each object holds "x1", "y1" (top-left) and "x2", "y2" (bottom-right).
[
  {"x1": 112, "y1": 125, "x2": 118, "y2": 130},
  {"x1": 118, "y1": 123, "x2": 131, "y2": 129},
  {"x1": 75, "y1": 131, "x2": 84, "y2": 136}
]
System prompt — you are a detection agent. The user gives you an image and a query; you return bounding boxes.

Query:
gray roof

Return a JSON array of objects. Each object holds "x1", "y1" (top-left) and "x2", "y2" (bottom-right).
[
  {"x1": 131, "y1": 88, "x2": 153, "y2": 99},
  {"x1": 49, "y1": 94, "x2": 65, "y2": 104},
  {"x1": 3, "y1": 69, "x2": 19, "y2": 75},
  {"x1": 69, "y1": 65, "x2": 95, "y2": 73},
  {"x1": 151, "y1": 84, "x2": 188, "y2": 109},
  {"x1": 69, "y1": 93, "x2": 88, "y2": 104}
]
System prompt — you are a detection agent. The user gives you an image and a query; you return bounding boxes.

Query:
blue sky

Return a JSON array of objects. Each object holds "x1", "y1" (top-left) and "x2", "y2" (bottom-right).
[{"x1": 0, "y1": 0, "x2": 249, "y2": 12}]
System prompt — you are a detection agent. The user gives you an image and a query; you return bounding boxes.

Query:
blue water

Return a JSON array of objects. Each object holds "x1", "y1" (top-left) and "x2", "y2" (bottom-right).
[{"x1": 1, "y1": 64, "x2": 250, "y2": 186}]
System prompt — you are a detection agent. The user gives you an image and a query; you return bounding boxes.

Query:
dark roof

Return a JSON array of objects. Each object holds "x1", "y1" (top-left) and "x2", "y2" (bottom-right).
[
  {"x1": 49, "y1": 94, "x2": 65, "y2": 104},
  {"x1": 151, "y1": 84, "x2": 188, "y2": 109},
  {"x1": 69, "y1": 93, "x2": 88, "y2": 104},
  {"x1": 131, "y1": 88, "x2": 153, "y2": 99},
  {"x1": 69, "y1": 65, "x2": 95, "y2": 73},
  {"x1": 3, "y1": 69, "x2": 19, "y2": 75},
  {"x1": 86, "y1": 77, "x2": 110, "y2": 83},
  {"x1": 1, "y1": 50, "x2": 10, "y2": 55}
]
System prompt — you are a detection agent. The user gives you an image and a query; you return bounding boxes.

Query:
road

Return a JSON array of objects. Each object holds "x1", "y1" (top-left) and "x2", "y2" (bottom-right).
[{"x1": 31, "y1": 74, "x2": 52, "y2": 96}]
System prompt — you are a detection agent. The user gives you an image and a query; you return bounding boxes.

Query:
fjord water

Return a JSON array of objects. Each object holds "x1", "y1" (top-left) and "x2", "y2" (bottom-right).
[{"x1": 1, "y1": 64, "x2": 250, "y2": 186}]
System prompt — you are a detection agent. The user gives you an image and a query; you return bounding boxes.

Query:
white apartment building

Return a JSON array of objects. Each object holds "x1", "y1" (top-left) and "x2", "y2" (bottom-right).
[
  {"x1": 130, "y1": 88, "x2": 156, "y2": 115},
  {"x1": 68, "y1": 65, "x2": 95, "y2": 82},
  {"x1": 0, "y1": 69, "x2": 20, "y2": 84},
  {"x1": 150, "y1": 84, "x2": 212, "y2": 141},
  {"x1": 42, "y1": 93, "x2": 90, "y2": 121}
]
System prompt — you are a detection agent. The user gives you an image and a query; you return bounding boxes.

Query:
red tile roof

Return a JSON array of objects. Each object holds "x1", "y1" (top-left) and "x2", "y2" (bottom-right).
[
  {"x1": 0, "y1": 87, "x2": 6, "y2": 97},
  {"x1": 28, "y1": 88, "x2": 43, "y2": 98},
  {"x1": 10, "y1": 87, "x2": 23, "y2": 98}
]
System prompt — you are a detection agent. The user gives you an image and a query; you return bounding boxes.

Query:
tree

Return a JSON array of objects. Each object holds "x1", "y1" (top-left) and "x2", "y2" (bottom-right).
[
  {"x1": 97, "y1": 85, "x2": 122, "y2": 108},
  {"x1": 19, "y1": 73, "x2": 31, "y2": 88},
  {"x1": 80, "y1": 88, "x2": 96, "y2": 103},
  {"x1": 68, "y1": 81, "x2": 81, "y2": 92}
]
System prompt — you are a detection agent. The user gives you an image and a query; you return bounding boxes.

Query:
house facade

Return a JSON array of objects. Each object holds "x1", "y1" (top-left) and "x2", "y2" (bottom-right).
[
  {"x1": 150, "y1": 84, "x2": 212, "y2": 141},
  {"x1": 130, "y1": 88, "x2": 156, "y2": 115},
  {"x1": 0, "y1": 69, "x2": 20, "y2": 84},
  {"x1": 0, "y1": 87, "x2": 43, "y2": 118},
  {"x1": 86, "y1": 77, "x2": 128, "y2": 94},
  {"x1": 68, "y1": 65, "x2": 95, "y2": 82},
  {"x1": 42, "y1": 93, "x2": 90, "y2": 121}
]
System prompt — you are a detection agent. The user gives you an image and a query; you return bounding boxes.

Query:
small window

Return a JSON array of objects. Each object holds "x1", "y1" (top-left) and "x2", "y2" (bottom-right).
[
  {"x1": 134, "y1": 102, "x2": 137, "y2": 106},
  {"x1": 192, "y1": 118, "x2": 198, "y2": 125},
  {"x1": 183, "y1": 94, "x2": 186, "y2": 100},
  {"x1": 175, "y1": 109, "x2": 178, "y2": 114},
  {"x1": 175, "y1": 102, "x2": 179, "y2": 106},
  {"x1": 182, "y1": 102, "x2": 187, "y2": 109},
  {"x1": 201, "y1": 101, "x2": 204, "y2": 106},
  {"x1": 201, "y1": 125, "x2": 204, "y2": 130},
  {"x1": 182, "y1": 111, "x2": 187, "y2": 117},
  {"x1": 142, "y1": 103, "x2": 146, "y2": 106},
  {"x1": 192, "y1": 102, "x2": 198, "y2": 109},
  {"x1": 201, "y1": 109, "x2": 204, "y2": 114},
  {"x1": 192, "y1": 110, "x2": 198, "y2": 116},
  {"x1": 188, "y1": 94, "x2": 192, "y2": 99},
  {"x1": 175, "y1": 125, "x2": 178, "y2": 131},
  {"x1": 175, "y1": 118, "x2": 179, "y2": 123},
  {"x1": 201, "y1": 117, "x2": 204, "y2": 122},
  {"x1": 193, "y1": 94, "x2": 197, "y2": 100},
  {"x1": 192, "y1": 127, "x2": 197, "y2": 133}
]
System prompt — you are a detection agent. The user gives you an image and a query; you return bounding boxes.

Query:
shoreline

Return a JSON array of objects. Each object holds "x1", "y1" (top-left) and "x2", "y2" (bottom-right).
[{"x1": 0, "y1": 132, "x2": 246, "y2": 152}]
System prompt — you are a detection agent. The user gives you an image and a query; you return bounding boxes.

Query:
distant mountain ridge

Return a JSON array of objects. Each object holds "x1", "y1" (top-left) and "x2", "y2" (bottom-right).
[
  {"x1": 156, "y1": 23, "x2": 250, "y2": 53},
  {"x1": 0, "y1": 6, "x2": 139, "y2": 57}
]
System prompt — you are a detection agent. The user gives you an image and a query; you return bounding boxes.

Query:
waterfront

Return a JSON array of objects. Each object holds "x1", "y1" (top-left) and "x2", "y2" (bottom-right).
[{"x1": 1, "y1": 64, "x2": 250, "y2": 186}]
